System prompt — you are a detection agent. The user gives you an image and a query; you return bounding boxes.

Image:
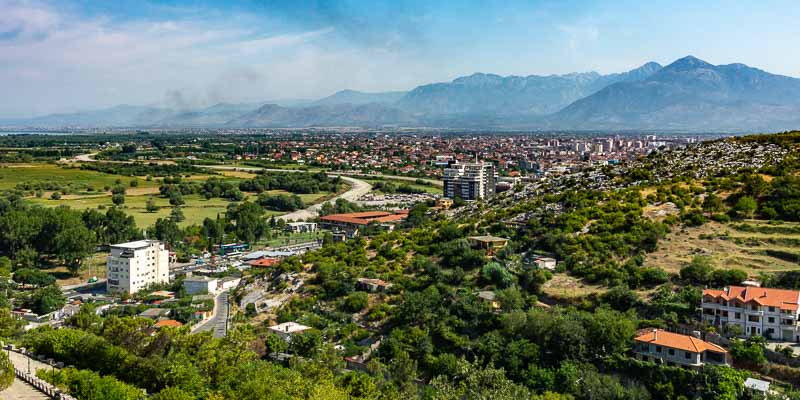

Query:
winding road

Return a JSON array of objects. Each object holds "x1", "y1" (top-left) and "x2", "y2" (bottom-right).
[
  {"x1": 196, "y1": 165, "x2": 373, "y2": 221},
  {"x1": 68, "y1": 154, "x2": 432, "y2": 222}
]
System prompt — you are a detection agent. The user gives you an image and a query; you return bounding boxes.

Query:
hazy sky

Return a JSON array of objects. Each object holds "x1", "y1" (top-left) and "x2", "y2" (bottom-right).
[{"x1": 2, "y1": 0, "x2": 799, "y2": 118}]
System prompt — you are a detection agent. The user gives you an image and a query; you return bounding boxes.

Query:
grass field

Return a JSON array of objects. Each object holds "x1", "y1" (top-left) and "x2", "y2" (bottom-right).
[
  {"x1": 362, "y1": 178, "x2": 442, "y2": 195},
  {"x1": 27, "y1": 190, "x2": 323, "y2": 228},
  {"x1": 5, "y1": 162, "x2": 337, "y2": 227},
  {"x1": 0, "y1": 163, "x2": 160, "y2": 190},
  {"x1": 645, "y1": 220, "x2": 800, "y2": 276}
]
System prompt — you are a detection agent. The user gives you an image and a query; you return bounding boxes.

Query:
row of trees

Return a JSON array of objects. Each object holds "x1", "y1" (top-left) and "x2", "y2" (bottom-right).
[{"x1": 0, "y1": 201, "x2": 138, "y2": 275}]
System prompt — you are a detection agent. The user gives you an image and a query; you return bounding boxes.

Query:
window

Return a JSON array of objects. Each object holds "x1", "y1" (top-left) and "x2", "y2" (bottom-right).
[
  {"x1": 656, "y1": 346, "x2": 662, "y2": 353},
  {"x1": 751, "y1": 305, "x2": 758, "y2": 311},
  {"x1": 668, "y1": 349, "x2": 675, "y2": 355},
  {"x1": 735, "y1": 312, "x2": 741, "y2": 319},
  {"x1": 685, "y1": 351, "x2": 691, "y2": 359},
  {"x1": 769, "y1": 317, "x2": 775, "y2": 323}
]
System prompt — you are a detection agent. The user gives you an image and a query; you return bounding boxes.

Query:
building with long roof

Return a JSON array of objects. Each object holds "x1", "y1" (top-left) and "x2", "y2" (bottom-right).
[{"x1": 702, "y1": 285, "x2": 800, "y2": 341}]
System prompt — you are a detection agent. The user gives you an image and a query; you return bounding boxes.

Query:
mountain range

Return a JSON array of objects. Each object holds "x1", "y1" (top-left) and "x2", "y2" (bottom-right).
[{"x1": 4, "y1": 56, "x2": 800, "y2": 132}]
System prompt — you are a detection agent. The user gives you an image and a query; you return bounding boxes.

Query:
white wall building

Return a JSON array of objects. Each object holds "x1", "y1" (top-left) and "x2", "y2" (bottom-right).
[
  {"x1": 443, "y1": 160, "x2": 496, "y2": 201},
  {"x1": 702, "y1": 286, "x2": 800, "y2": 341},
  {"x1": 107, "y1": 240, "x2": 170, "y2": 295},
  {"x1": 268, "y1": 322, "x2": 311, "y2": 341},
  {"x1": 183, "y1": 277, "x2": 219, "y2": 295}
]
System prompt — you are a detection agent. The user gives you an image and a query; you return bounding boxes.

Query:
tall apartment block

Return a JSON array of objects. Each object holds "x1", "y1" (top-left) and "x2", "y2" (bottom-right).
[
  {"x1": 107, "y1": 240, "x2": 170, "y2": 295},
  {"x1": 443, "y1": 160, "x2": 496, "y2": 201}
]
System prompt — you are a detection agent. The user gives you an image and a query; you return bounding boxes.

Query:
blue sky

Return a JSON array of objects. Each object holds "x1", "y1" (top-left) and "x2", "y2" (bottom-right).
[{"x1": 1, "y1": 0, "x2": 799, "y2": 117}]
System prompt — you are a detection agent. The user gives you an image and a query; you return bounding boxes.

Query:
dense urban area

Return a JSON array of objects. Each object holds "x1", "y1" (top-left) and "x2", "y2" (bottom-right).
[{"x1": 0, "y1": 129, "x2": 799, "y2": 400}]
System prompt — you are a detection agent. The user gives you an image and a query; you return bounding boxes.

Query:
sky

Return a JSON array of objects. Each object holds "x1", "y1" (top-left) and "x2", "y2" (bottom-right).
[{"x1": 2, "y1": 0, "x2": 800, "y2": 118}]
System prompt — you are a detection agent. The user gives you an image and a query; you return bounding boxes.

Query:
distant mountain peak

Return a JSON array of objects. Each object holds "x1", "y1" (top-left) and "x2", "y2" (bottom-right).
[{"x1": 665, "y1": 55, "x2": 714, "y2": 71}]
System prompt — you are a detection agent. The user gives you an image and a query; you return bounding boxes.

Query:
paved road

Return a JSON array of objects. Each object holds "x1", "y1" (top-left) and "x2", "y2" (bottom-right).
[
  {"x1": 192, "y1": 292, "x2": 229, "y2": 338},
  {"x1": 278, "y1": 175, "x2": 371, "y2": 221},
  {"x1": 1, "y1": 351, "x2": 58, "y2": 400}
]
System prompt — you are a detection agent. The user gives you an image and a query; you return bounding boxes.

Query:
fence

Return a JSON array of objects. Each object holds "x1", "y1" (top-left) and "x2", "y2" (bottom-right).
[
  {"x1": 13, "y1": 368, "x2": 76, "y2": 400},
  {"x1": 3, "y1": 344, "x2": 76, "y2": 400}
]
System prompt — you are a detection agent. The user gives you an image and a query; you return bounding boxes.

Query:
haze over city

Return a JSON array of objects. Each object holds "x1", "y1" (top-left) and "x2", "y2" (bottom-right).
[{"x1": 2, "y1": 0, "x2": 800, "y2": 118}]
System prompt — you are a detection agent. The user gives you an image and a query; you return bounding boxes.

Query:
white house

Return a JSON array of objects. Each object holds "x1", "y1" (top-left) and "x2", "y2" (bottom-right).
[
  {"x1": 183, "y1": 277, "x2": 219, "y2": 295},
  {"x1": 107, "y1": 240, "x2": 170, "y2": 295},
  {"x1": 532, "y1": 256, "x2": 557, "y2": 270},
  {"x1": 268, "y1": 322, "x2": 311, "y2": 341},
  {"x1": 633, "y1": 329, "x2": 729, "y2": 368},
  {"x1": 702, "y1": 286, "x2": 800, "y2": 341}
]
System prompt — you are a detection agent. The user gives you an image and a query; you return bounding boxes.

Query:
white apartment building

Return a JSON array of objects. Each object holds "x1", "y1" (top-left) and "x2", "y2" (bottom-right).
[
  {"x1": 443, "y1": 160, "x2": 496, "y2": 201},
  {"x1": 107, "y1": 240, "x2": 170, "y2": 295},
  {"x1": 702, "y1": 286, "x2": 800, "y2": 341}
]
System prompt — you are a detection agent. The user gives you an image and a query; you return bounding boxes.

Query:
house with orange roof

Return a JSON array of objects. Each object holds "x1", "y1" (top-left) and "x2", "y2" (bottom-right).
[
  {"x1": 702, "y1": 286, "x2": 800, "y2": 341},
  {"x1": 319, "y1": 210, "x2": 408, "y2": 237},
  {"x1": 153, "y1": 319, "x2": 183, "y2": 329},
  {"x1": 633, "y1": 329, "x2": 729, "y2": 368}
]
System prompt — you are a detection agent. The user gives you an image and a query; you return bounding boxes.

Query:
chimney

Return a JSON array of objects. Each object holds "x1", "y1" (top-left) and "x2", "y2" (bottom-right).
[{"x1": 653, "y1": 329, "x2": 658, "y2": 341}]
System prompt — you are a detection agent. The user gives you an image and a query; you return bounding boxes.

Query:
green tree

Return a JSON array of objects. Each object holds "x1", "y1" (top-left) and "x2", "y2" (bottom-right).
[
  {"x1": 170, "y1": 207, "x2": 185, "y2": 223},
  {"x1": 680, "y1": 256, "x2": 715, "y2": 284},
  {"x1": 54, "y1": 225, "x2": 96, "y2": 276},
  {"x1": 13, "y1": 268, "x2": 55, "y2": 287},
  {"x1": 703, "y1": 193, "x2": 724, "y2": 215},
  {"x1": 169, "y1": 191, "x2": 185, "y2": 206},
  {"x1": 0, "y1": 351, "x2": 13, "y2": 392},
  {"x1": 29, "y1": 285, "x2": 66, "y2": 314},
  {"x1": 112, "y1": 193, "x2": 126, "y2": 206},
  {"x1": 341, "y1": 292, "x2": 369, "y2": 313},
  {"x1": 146, "y1": 197, "x2": 159, "y2": 213},
  {"x1": 152, "y1": 387, "x2": 194, "y2": 400},
  {"x1": 735, "y1": 196, "x2": 757, "y2": 219}
]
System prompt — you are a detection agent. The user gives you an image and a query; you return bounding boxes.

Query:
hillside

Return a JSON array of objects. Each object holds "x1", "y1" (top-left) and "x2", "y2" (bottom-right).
[
  {"x1": 396, "y1": 62, "x2": 662, "y2": 116},
  {"x1": 552, "y1": 56, "x2": 800, "y2": 131}
]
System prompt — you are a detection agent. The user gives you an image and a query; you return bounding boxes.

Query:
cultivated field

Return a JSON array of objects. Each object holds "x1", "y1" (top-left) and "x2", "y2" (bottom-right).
[{"x1": 645, "y1": 220, "x2": 800, "y2": 276}]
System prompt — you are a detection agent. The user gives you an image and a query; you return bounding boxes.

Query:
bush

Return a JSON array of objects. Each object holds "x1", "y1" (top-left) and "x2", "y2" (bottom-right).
[{"x1": 341, "y1": 292, "x2": 369, "y2": 313}]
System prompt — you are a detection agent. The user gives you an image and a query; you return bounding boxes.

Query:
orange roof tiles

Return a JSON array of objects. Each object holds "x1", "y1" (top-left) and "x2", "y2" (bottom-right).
[
  {"x1": 703, "y1": 286, "x2": 800, "y2": 311},
  {"x1": 248, "y1": 257, "x2": 280, "y2": 267},
  {"x1": 320, "y1": 211, "x2": 407, "y2": 226},
  {"x1": 154, "y1": 320, "x2": 183, "y2": 328},
  {"x1": 634, "y1": 329, "x2": 727, "y2": 354}
]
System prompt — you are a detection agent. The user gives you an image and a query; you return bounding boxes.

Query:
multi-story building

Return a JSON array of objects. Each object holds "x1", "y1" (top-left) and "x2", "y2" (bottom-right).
[
  {"x1": 702, "y1": 286, "x2": 800, "y2": 341},
  {"x1": 443, "y1": 160, "x2": 496, "y2": 200},
  {"x1": 106, "y1": 240, "x2": 170, "y2": 295},
  {"x1": 633, "y1": 329, "x2": 729, "y2": 368}
]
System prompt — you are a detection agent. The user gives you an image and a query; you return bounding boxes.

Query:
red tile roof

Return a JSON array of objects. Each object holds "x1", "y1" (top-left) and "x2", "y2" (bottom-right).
[
  {"x1": 320, "y1": 211, "x2": 407, "y2": 226},
  {"x1": 704, "y1": 286, "x2": 800, "y2": 311},
  {"x1": 634, "y1": 329, "x2": 727, "y2": 354},
  {"x1": 248, "y1": 257, "x2": 280, "y2": 267},
  {"x1": 154, "y1": 319, "x2": 183, "y2": 328}
]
